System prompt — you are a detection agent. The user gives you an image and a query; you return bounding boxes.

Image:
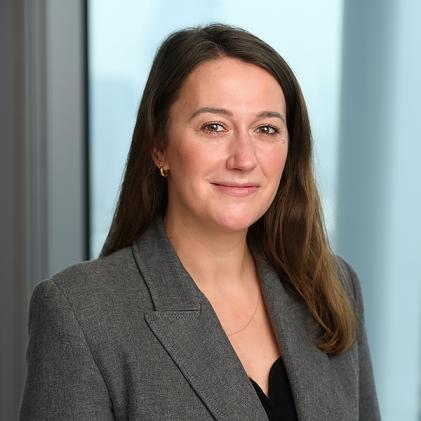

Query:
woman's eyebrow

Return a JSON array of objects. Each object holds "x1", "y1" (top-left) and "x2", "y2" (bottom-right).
[
  {"x1": 256, "y1": 111, "x2": 286, "y2": 122},
  {"x1": 189, "y1": 107, "x2": 232, "y2": 120},
  {"x1": 189, "y1": 107, "x2": 286, "y2": 122}
]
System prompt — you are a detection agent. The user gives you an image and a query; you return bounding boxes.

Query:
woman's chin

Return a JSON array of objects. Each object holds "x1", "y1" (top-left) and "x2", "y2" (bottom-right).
[{"x1": 211, "y1": 212, "x2": 259, "y2": 233}]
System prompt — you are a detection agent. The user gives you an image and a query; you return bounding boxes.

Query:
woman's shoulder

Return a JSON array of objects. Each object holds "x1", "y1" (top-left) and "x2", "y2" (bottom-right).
[
  {"x1": 333, "y1": 255, "x2": 365, "y2": 317},
  {"x1": 31, "y1": 245, "x2": 152, "y2": 316}
]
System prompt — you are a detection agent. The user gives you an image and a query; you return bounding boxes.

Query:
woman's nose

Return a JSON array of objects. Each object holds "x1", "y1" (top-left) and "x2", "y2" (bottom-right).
[{"x1": 226, "y1": 131, "x2": 257, "y2": 171}]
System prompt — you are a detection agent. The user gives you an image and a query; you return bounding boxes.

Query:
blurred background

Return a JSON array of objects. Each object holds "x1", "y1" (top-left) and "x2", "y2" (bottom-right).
[{"x1": 1, "y1": 0, "x2": 420, "y2": 419}]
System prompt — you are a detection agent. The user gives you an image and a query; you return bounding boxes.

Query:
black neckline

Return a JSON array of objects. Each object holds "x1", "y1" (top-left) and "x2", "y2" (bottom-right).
[{"x1": 248, "y1": 355, "x2": 283, "y2": 401}]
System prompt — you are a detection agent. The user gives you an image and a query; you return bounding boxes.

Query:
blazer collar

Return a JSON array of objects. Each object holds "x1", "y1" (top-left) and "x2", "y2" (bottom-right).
[
  {"x1": 132, "y1": 219, "x2": 201, "y2": 311},
  {"x1": 131, "y1": 220, "x2": 356, "y2": 421}
]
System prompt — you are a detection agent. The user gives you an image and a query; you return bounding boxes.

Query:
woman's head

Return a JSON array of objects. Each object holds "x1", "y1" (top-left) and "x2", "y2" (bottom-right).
[
  {"x1": 103, "y1": 24, "x2": 356, "y2": 356},
  {"x1": 103, "y1": 23, "x2": 312, "y2": 251}
]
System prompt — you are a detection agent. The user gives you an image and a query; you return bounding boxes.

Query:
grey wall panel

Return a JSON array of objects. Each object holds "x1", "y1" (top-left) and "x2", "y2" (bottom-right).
[
  {"x1": 336, "y1": 1, "x2": 421, "y2": 419},
  {"x1": 0, "y1": 0, "x2": 86, "y2": 418},
  {"x1": 46, "y1": 0, "x2": 87, "y2": 275}
]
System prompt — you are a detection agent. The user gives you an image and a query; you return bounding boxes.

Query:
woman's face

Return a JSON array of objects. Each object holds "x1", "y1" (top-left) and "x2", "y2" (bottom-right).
[{"x1": 156, "y1": 56, "x2": 289, "y2": 233}]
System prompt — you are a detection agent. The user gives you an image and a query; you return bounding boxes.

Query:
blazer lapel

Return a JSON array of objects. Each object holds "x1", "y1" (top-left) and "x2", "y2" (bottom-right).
[
  {"x1": 132, "y1": 221, "x2": 354, "y2": 421},
  {"x1": 256, "y1": 257, "x2": 355, "y2": 421},
  {"x1": 132, "y1": 221, "x2": 268, "y2": 421}
]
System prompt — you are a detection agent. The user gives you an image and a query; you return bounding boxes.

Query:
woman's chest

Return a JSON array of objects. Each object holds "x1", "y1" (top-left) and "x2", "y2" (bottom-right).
[{"x1": 217, "y1": 295, "x2": 283, "y2": 397}]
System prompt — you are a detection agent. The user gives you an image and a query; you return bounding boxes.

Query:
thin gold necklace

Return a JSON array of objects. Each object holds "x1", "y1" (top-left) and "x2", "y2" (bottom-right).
[{"x1": 226, "y1": 284, "x2": 261, "y2": 336}]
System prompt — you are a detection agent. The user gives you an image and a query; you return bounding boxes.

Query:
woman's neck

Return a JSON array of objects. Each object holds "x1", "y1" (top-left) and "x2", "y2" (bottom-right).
[{"x1": 163, "y1": 214, "x2": 256, "y2": 293}]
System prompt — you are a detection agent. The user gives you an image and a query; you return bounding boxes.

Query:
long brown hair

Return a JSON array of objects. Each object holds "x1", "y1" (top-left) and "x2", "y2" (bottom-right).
[{"x1": 101, "y1": 24, "x2": 356, "y2": 356}]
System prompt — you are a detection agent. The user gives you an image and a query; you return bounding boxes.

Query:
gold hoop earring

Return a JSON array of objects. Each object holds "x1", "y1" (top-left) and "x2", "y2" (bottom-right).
[{"x1": 159, "y1": 166, "x2": 169, "y2": 177}]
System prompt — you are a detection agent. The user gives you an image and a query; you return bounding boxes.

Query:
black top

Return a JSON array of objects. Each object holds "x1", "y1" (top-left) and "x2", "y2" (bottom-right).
[{"x1": 249, "y1": 356, "x2": 298, "y2": 421}]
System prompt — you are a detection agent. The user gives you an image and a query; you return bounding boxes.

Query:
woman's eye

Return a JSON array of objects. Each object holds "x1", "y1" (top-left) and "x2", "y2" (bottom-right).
[
  {"x1": 256, "y1": 125, "x2": 279, "y2": 135},
  {"x1": 201, "y1": 122, "x2": 226, "y2": 133}
]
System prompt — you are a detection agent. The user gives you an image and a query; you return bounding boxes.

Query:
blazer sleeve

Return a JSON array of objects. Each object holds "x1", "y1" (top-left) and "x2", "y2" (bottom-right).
[
  {"x1": 340, "y1": 258, "x2": 382, "y2": 421},
  {"x1": 19, "y1": 279, "x2": 115, "y2": 421}
]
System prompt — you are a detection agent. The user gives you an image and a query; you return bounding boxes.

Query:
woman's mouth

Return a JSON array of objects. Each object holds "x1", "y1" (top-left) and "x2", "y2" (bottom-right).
[{"x1": 210, "y1": 182, "x2": 260, "y2": 197}]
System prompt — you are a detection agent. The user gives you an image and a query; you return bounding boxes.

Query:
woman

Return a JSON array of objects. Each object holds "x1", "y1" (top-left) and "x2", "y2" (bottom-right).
[{"x1": 20, "y1": 24, "x2": 380, "y2": 420}]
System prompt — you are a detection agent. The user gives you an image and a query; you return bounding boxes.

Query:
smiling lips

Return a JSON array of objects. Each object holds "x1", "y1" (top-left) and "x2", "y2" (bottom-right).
[{"x1": 211, "y1": 182, "x2": 260, "y2": 197}]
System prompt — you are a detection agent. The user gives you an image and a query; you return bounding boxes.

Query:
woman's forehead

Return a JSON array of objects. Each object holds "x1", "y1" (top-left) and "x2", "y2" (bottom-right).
[{"x1": 172, "y1": 57, "x2": 286, "y2": 118}]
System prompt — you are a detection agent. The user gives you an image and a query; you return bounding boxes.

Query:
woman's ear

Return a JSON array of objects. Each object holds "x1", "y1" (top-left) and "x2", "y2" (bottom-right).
[{"x1": 151, "y1": 147, "x2": 169, "y2": 171}]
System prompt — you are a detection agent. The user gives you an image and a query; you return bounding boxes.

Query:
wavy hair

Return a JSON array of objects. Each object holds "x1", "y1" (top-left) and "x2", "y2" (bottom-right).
[{"x1": 101, "y1": 24, "x2": 356, "y2": 356}]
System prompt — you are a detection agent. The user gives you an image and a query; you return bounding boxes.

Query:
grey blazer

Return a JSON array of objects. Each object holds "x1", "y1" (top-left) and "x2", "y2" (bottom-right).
[{"x1": 20, "y1": 221, "x2": 381, "y2": 421}]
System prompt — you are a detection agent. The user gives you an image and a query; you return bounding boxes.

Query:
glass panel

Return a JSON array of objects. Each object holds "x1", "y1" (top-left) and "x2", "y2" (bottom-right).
[
  {"x1": 88, "y1": 1, "x2": 421, "y2": 419},
  {"x1": 88, "y1": 0, "x2": 343, "y2": 257}
]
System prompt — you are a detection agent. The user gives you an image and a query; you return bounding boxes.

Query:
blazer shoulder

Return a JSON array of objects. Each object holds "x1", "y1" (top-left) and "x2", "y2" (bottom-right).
[
  {"x1": 334, "y1": 255, "x2": 366, "y2": 321},
  {"x1": 50, "y1": 246, "x2": 138, "y2": 288},
  {"x1": 32, "y1": 245, "x2": 152, "y2": 318},
  {"x1": 50, "y1": 245, "x2": 133, "y2": 281}
]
